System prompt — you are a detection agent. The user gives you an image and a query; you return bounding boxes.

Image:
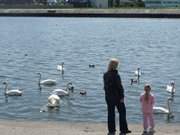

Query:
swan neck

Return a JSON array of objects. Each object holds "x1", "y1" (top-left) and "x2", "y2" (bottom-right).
[
  {"x1": 38, "y1": 74, "x2": 41, "y2": 85},
  {"x1": 66, "y1": 84, "x2": 71, "y2": 92},
  {"x1": 66, "y1": 86, "x2": 69, "y2": 92},
  {"x1": 172, "y1": 86, "x2": 175, "y2": 93},
  {"x1": 167, "y1": 100, "x2": 171, "y2": 112},
  {"x1": 4, "y1": 83, "x2": 8, "y2": 93}
]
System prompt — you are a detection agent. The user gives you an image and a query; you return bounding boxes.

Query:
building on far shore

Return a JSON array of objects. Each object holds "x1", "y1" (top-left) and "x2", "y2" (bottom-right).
[
  {"x1": 108, "y1": 0, "x2": 140, "y2": 7},
  {"x1": 90, "y1": 0, "x2": 108, "y2": 8},
  {"x1": 67, "y1": 0, "x2": 90, "y2": 7},
  {"x1": 0, "y1": 0, "x2": 33, "y2": 5},
  {"x1": 47, "y1": 0, "x2": 57, "y2": 5},
  {"x1": 143, "y1": 0, "x2": 180, "y2": 8},
  {"x1": 90, "y1": 0, "x2": 139, "y2": 8}
]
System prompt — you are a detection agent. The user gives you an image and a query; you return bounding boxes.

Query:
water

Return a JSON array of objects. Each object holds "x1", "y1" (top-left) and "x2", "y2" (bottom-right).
[{"x1": 0, "y1": 17, "x2": 180, "y2": 123}]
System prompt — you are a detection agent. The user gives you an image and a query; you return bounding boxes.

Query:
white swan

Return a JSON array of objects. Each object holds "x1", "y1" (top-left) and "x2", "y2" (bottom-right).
[
  {"x1": 57, "y1": 62, "x2": 65, "y2": 72},
  {"x1": 51, "y1": 82, "x2": 74, "y2": 96},
  {"x1": 3, "y1": 82, "x2": 22, "y2": 96},
  {"x1": 153, "y1": 98, "x2": 173, "y2": 118},
  {"x1": 166, "y1": 81, "x2": 175, "y2": 94},
  {"x1": 37, "y1": 73, "x2": 56, "y2": 86},
  {"x1": 134, "y1": 68, "x2": 141, "y2": 77},
  {"x1": 47, "y1": 94, "x2": 60, "y2": 107}
]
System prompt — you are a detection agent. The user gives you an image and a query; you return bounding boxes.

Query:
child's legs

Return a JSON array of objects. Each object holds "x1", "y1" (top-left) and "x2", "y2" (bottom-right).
[
  {"x1": 143, "y1": 113, "x2": 148, "y2": 130},
  {"x1": 149, "y1": 113, "x2": 155, "y2": 129}
]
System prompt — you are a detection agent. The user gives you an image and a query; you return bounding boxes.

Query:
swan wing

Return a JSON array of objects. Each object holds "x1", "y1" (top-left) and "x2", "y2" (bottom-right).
[
  {"x1": 52, "y1": 89, "x2": 68, "y2": 96},
  {"x1": 48, "y1": 94, "x2": 60, "y2": 100},
  {"x1": 57, "y1": 65, "x2": 62, "y2": 70},
  {"x1": 6, "y1": 89, "x2": 22, "y2": 96},
  {"x1": 57, "y1": 65, "x2": 64, "y2": 71},
  {"x1": 166, "y1": 85, "x2": 175, "y2": 93},
  {"x1": 48, "y1": 94, "x2": 60, "y2": 107},
  {"x1": 134, "y1": 70, "x2": 141, "y2": 76},
  {"x1": 47, "y1": 100, "x2": 59, "y2": 107},
  {"x1": 153, "y1": 106, "x2": 169, "y2": 114},
  {"x1": 41, "y1": 79, "x2": 56, "y2": 85}
]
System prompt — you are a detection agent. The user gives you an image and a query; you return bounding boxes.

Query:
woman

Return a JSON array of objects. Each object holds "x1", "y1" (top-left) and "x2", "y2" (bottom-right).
[{"x1": 103, "y1": 58, "x2": 131, "y2": 135}]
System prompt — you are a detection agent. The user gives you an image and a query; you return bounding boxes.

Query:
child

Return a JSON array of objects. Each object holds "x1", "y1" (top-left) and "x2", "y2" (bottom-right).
[{"x1": 140, "y1": 84, "x2": 155, "y2": 134}]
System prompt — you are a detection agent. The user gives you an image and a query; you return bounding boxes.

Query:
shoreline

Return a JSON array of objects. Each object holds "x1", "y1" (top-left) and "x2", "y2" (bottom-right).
[
  {"x1": 1, "y1": 8, "x2": 180, "y2": 18},
  {"x1": 0, "y1": 120, "x2": 180, "y2": 135}
]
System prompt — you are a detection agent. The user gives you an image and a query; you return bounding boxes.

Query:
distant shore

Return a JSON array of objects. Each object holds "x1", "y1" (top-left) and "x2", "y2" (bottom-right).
[
  {"x1": 0, "y1": 120, "x2": 180, "y2": 135},
  {"x1": 1, "y1": 8, "x2": 180, "y2": 18}
]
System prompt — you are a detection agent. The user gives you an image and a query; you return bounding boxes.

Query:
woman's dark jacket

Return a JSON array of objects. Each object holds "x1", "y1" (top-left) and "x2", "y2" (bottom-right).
[{"x1": 103, "y1": 70, "x2": 124, "y2": 104}]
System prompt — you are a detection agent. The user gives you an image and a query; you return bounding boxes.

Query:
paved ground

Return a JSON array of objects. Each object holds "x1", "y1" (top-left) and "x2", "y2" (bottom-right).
[{"x1": 0, "y1": 120, "x2": 180, "y2": 135}]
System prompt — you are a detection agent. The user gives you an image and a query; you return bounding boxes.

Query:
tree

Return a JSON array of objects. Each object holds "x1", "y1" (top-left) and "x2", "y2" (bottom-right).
[
  {"x1": 108, "y1": 0, "x2": 113, "y2": 7},
  {"x1": 115, "y1": 0, "x2": 119, "y2": 7},
  {"x1": 35, "y1": 0, "x2": 47, "y2": 5}
]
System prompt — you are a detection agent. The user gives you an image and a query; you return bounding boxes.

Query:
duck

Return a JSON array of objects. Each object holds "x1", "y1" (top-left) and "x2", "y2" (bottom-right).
[
  {"x1": 37, "y1": 73, "x2": 56, "y2": 86},
  {"x1": 3, "y1": 81, "x2": 22, "y2": 96},
  {"x1": 166, "y1": 81, "x2": 175, "y2": 95},
  {"x1": 89, "y1": 64, "x2": 95, "y2": 68},
  {"x1": 57, "y1": 62, "x2": 65, "y2": 72},
  {"x1": 153, "y1": 97, "x2": 174, "y2": 119},
  {"x1": 80, "y1": 90, "x2": 87, "y2": 95},
  {"x1": 130, "y1": 78, "x2": 139, "y2": 85},
  {"x1": 51, "y1": 82, "x2": 74, "y2": 97},
  {"x1": 47, "y1": 94, "x2": 60, "y2": 108}
]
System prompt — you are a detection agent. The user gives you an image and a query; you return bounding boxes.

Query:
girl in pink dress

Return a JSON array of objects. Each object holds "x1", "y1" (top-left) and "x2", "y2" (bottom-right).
[{"x1": 140, "y1": 84, "x2": 155, "y2": 134}]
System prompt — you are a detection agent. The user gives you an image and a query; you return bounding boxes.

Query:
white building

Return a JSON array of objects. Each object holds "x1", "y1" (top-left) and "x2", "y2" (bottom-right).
[
  {"x1": 90, "y1": 0, "x2": 108, "y2": 8},
  {"x1": 143, "y1": 0, "x2": 180, "y2": 8},
  {"x1": 120, "y1": 0, "x2": 137, "y2": 3},
  {"x1": 47, "y1": 0, "x2": 57, "y2": 5}
]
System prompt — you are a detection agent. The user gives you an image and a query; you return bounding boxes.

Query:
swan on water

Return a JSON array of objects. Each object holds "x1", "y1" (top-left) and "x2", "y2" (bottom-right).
[
  {"x1": 3, "y1": 81, "x2": 22, "y2": 96},
  {"x1": 134, "y1": 68, "x2": 141, "y2": 77},
  {"x1": 131, "y1": 68, "x2": 141, "y2": 85},
  {"x1": 166, "y1": 81, "x2": 175, "y2": 95},
  {"x1": 57, "y1": 62, "x2": 65, "y2": 72},
  {"x1": 51, "y1": 82, "x2": 74, "y2": 96},
  {"x1": 153, "y1": 97, "x2": 174, "y2": 118},
  {"x1": 37, "y1": 73, "x2": 56, "y2": 86},
  {"x1": 47, "y1": 94, "x2": 60, "y2": 108}
]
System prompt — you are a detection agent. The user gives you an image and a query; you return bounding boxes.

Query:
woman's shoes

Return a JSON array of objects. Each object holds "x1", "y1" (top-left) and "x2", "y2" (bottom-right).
[
  {"x1": 120, "y1": 133, "x2": 126, "y2": 135},
  {"x1": 119, "y1": 130, "x2": 132, "y2": 135},
  {"x1": 125, "y1": 130, "x2": 131, "y2": 134},
  {"x1": 108, "y1": 132, "x2": 115, "y2": 135}
]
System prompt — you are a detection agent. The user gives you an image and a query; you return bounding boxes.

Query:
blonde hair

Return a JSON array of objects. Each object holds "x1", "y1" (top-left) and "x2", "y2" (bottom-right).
[{"x1": 108, "y1": 58, "x2": 119, "y2": 71}]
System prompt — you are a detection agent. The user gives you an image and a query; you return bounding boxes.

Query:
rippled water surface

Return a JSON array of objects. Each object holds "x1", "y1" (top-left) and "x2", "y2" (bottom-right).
[{"x1": 0, "y1": 17, "x2": 180, "y2": 123}]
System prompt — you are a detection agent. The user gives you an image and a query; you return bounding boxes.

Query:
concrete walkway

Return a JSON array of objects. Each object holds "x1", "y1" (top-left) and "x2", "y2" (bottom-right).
[{"x1": 0, "y1": 120, "x2": 180, "y2": 135}]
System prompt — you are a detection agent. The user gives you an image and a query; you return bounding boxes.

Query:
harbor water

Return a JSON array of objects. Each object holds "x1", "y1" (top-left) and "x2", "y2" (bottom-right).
[{"x1": 0, "y1": 17, "x2": 180, "y2": 123}]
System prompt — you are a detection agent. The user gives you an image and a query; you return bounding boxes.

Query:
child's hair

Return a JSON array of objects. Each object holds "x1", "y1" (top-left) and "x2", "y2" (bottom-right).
[{"x1": 144, "y1": 84, "x2": 151, "y2": 102}]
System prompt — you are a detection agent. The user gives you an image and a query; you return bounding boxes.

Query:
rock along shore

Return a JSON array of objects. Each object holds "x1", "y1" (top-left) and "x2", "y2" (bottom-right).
[{"x1": 1, "y1": 8, "x2": 180, "y2": 18}]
